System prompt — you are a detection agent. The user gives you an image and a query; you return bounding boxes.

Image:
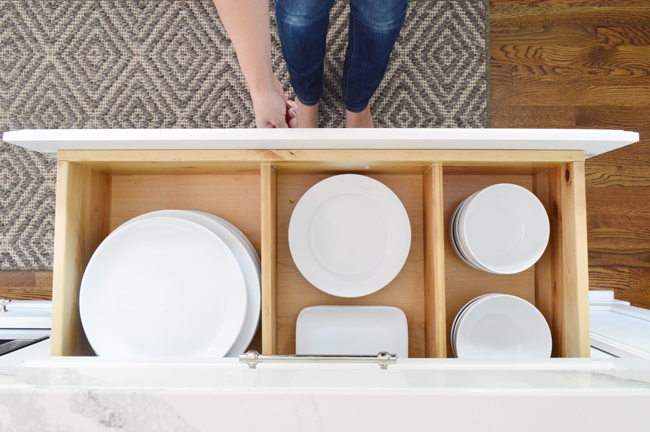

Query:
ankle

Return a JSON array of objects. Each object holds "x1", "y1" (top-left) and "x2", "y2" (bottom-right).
[{"x1": 345, "y1": 106, "x2": 374, "y2": 128}]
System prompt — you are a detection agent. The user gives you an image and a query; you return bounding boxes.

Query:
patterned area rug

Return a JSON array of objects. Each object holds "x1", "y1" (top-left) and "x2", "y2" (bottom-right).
[{"x1": 0, "y1": 0, "x2": 489, "y2": 270}]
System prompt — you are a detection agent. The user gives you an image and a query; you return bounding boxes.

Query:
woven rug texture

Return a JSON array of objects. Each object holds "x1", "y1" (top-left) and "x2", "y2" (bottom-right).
[{"x1": 0, "y1": 0, "x2": 489, "y2": 270}]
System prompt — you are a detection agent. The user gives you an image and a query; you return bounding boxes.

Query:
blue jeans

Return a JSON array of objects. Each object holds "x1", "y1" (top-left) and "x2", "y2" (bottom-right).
[{"x1": 275, "y1": 0, "x2": 408, "y2": 113}]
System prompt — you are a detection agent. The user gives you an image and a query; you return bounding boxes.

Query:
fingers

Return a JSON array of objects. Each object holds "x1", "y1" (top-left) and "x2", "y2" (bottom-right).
[{"x1": 285, "y1": 100, "x2": 298, "y2": 127}]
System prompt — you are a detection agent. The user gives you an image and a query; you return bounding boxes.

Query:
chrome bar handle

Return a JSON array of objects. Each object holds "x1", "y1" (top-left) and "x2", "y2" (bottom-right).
[{"x1": 239, "y1": 350, "x2": 397, "y2": 370}]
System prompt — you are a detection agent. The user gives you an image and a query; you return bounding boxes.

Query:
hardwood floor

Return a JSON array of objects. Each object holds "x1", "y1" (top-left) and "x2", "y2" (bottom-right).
[
  {"x1": 2, "y1": 1, "x2": 650, "y2": 311},
  {"x1": 0, "y1": 271, "x2": 52, "y2": 300},
  {"x1": 491, "y1": 0, "x2": 650, "y2": 309}
]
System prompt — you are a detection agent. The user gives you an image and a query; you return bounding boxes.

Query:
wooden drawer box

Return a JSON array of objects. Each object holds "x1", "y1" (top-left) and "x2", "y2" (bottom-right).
[{"x1": 51, "y1": 148, "x2": 590, "y2": 358}]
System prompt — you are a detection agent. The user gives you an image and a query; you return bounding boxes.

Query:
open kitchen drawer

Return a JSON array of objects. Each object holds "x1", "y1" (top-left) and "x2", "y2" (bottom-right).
[{"x1": 3, "y1": 128, "x2": 639, "y2": 359}]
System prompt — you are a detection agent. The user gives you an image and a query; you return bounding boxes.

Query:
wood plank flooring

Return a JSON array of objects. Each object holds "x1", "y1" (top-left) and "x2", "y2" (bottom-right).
[
  {"x1": 2, "y1": 1, "x2": 650, "y2": 312},
  {"x1": 492, "y1": 0, "x2": 650, "y2": 309}
]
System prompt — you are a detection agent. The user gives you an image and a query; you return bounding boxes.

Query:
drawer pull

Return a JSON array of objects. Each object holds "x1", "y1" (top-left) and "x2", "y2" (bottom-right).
[
  {"x1": 0, "y1": 298, "x2": 10, "y2": 313},
  {"x1": 239, "y1": 350, "x2": 398, "y2": 370}
]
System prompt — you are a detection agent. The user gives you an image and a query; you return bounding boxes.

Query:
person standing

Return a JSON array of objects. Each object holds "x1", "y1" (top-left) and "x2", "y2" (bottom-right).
[{"x1": 213, "y1": 0, "x2": 407, "y2": 128}]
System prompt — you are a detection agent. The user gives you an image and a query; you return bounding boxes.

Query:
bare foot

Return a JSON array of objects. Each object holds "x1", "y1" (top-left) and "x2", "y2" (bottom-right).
[
  {"x1": 293, "y1": 98, "x2": 319, "y2": 128},
  {"x1": 346, "y1": 106, "x2": 374, "y2": 128}
]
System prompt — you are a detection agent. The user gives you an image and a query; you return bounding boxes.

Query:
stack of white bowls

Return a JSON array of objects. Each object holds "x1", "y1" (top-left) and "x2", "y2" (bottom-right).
[
  {"x1": 79, "y1": 210, "x2": 260, "y2": 358},
  {"x1": 452, "y1": 294, "x2": 552, "y2": 358},
  {"x1": 450, "y1": 184, "x2": 550, "y2": 274}
]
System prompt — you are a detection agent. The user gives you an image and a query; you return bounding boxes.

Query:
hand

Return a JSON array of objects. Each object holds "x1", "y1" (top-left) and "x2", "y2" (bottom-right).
[{"x1": 250, "y1": 77, "x2": 298, "y2": 128}]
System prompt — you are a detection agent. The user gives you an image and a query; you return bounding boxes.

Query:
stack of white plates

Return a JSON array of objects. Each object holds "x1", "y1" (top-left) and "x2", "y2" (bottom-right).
[
  {"x1": 450, "y1": 183, "x2": 550, "y2": 274},
  {"x1": 288, "y1": 174, "x2": 411, "y2": 298},
  {"x1": 79, "y1": 210, "x2": 260, "y2": 358},
  {"x1": 451, "y1": 294, "x2": 552, "y2": 358}
]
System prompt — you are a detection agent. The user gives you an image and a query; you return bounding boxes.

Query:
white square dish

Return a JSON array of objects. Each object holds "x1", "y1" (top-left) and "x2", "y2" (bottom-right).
[{"x1": 296, "y1": 306, "x2": 408, "y2": 358}]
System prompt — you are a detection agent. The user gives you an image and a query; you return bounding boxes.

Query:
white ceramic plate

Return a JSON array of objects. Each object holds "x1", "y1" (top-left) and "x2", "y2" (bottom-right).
[
  {"x1": 455, "y1": 294, "x2": 552, "y2": 359},
  {"x1": 451, "y1": 193, "x2": 490, "y2": 272},
  {"x1": 80, "y1": 217, "x2": 247, "y2": 357},
  {"x1": 289, "y1": 174, "x2": 411, "y2": 298},
  {"x1": 453, "y1": 194, "x2": 497, "y2": 273},
  {"x1": 109, "y1": 210, "x2": 261, "y2": 357},
  {"x1": 450, "y1": 293, "x2": 498, "y2": 357},
  {"x1": 296, "y1": 306, "x2": 408, "y2": 358},
  {"x1": 457, "y1": 184, "x2": 550, "y2": 274}
]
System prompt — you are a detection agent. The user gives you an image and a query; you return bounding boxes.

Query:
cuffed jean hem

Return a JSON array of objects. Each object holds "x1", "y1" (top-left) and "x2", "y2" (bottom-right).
[
  {"x1": 295, "y1": 95, "x2": 321, "y2": 107},
  {"x1": 345, "y1": 102, "x2": 369, "y2": 113}
]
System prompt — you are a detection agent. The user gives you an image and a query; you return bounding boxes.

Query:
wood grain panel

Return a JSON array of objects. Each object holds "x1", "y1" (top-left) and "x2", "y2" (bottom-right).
[
  {"x1": 490, "y1": 106, "x2": 576, "y2": 128},
  {"x1": 491, "y1": 25, "x2": 598, "y2": 47},
  {"x1": 443, "y1": 174, "x2": 536, "y2": 357},
  {"x1": 493, "y1": 82, "x2": 650, "y2": 107},
  {"x1": 490, "y1": 63, "x2": 513, "y2": 86},
  {"x1": 110, "y1": 174, "x2": 261, "y2": 255},
  {"x1": 492, "y1": 7, "x2": 650, "y2": 27},
  {"x1": 597, "y1": 26, "x2": 650, "y2": 46},
  {"x1": 261, "y1": 164, "x2": 278, "y2": 355},
  {"x1": 628, "y1": 268, "x2": 650, "y2": 310},
  {"x1": 491, "y1": 1, "x2": 650, "y2": 7},
  {"x1": 491, "y1": 45, "x2": 544, "y2": 72},
  {"x1": 276, "y1": 174, "x2": 425, "y2": 357},
  {"x1": 577, "y1": 106, "x2": 650, "y2": 129},
  {"x1": 587, "y1": 166, "x2": 650, "y2": 188},
  {"x1": 60, "y1": 149, "x2": 585, "y2": 168},
  {"x1": 423, "y1": 165, "x2": 446, "y2": 358},
  {"x1": 0, "y1": 287, "x2": 52, "y2": 301},
  {"x1": 550, "y1": 162, "x2": 590, "y2": 358},
  {"x1": 542, "y1": 45, "x2": 650, "y2": 79},
  {"x1": 35, "y1": 272, "x2": 53, "y2": 288},
  {"x1": 533, "y1": 170, "x2": 555, "y2": 356},
  {"x1": 51, "y1": 161, "x2": 111, "y2": 356},
  {"x1": 0, "y1": 272, "x2": 35, "y2": 288},
  {"x1": 589, "y1": 267, "x2": 629, "y2": 291}
]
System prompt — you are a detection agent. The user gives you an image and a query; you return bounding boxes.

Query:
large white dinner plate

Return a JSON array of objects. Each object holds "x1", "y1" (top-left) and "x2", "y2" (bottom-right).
[
  {"x1": 458, "y1": 184, "x2": 550, "y2": 274},
  {"x1": 455, "y1": 294, "x2": 552, "y2": 359},
  {"x1": 289, "y1": 174, "x2": 411, "y2": 298},
  {"x1": 296, "y1": 306, "x2": 408, "y2": 358},
  {"x1": 109, "y1": 210, "x2": 261, "y2": 357},
  {"x1": 80, "y1": 217, "x2": 247, "y2": 358}
]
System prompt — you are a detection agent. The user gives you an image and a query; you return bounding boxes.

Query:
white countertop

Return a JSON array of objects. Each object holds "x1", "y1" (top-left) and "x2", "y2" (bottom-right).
[
  {"x1": 2, "y1": 128, "x2": 640, "y2": 158},
  {"x1": 1, "y1": 358, "x2": 650, "y2": 431}
]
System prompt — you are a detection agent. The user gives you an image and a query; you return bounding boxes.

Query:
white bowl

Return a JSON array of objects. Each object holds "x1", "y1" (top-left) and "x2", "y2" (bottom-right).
[
  {"x1": 457, "y1": 184, "x2": 549, "y2": 274},
  {"x1": 455, "y1": 294, "x2": 552, "y2": 359},
  {"x1": 451, "y1": 193, "x2": 495, "y2": 273}
]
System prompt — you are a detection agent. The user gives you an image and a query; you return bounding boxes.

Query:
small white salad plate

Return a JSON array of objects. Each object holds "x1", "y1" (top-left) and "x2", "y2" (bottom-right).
[
  {"x1": 296, "y1": 305, "x2": 408, "y2": 358},
  {"x1": 454, "y1": 294, "x2": 552, "y2": 359},
  {"x1": 450, "y1": 293, "x2": 496, "y2": 357},
  {"x1": 452, "y1": 184, "x2": 550, "y2": 274},
  {"x1": 289, "y1": 174, "x2": 411, "y2": 298},
  {"x1": 80, "y1": 216, "x2": 247, "y2": 358}
]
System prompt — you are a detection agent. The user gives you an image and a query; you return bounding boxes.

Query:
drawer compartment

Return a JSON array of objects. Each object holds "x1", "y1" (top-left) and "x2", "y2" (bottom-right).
[{"x1": 51, "y1": 150, "x2": 589, "y2": 358}]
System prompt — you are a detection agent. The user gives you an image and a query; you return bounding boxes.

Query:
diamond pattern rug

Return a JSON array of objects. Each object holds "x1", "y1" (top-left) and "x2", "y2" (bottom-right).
[{"x1": 0, "y1": 0, "x2": 488, "y2": 269}]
